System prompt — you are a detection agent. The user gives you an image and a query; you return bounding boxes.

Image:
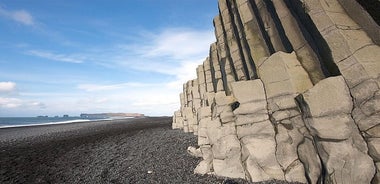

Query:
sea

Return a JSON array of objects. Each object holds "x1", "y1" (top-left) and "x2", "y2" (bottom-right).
[{"x1": 0, "y1": 116, "x2": 108, "y2": 128}]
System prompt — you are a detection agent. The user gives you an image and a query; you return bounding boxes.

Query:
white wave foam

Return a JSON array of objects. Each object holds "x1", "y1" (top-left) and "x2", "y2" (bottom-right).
[{"x1": 0, "y1": 119, "x2": 93, "y2": 129}]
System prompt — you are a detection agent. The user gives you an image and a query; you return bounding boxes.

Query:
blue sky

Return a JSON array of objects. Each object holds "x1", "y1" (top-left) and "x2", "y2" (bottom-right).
[{"x1": 0, "y1": 0, "x2": 218, "y2": 117}]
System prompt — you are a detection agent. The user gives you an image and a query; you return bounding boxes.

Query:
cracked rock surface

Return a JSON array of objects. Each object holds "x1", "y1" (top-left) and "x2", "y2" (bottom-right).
[{"x1": 172, "y1": 0, "x2": 380, "y2": 183}]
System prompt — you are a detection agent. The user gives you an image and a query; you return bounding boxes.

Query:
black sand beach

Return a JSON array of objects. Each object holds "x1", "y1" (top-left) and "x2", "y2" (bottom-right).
[{"x1": 0, "y1": 117, "x2": 292, "y2": 184}]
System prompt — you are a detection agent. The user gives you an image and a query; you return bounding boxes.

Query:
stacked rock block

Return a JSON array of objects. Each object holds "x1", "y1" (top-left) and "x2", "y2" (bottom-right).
[{"x1": 172, "y1": 0, "x2": 380, "y2": 183}]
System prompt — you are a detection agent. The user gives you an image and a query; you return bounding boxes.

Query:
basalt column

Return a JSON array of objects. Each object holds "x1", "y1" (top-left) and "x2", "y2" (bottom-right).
[
  {"x1": 301, "y1": 0, "x2": 380, "y2": 182},
  {"x1": 219, "y1": 0, "x2": 249, "y2": 81},
  {"x1": 270, "y1": 0, "x2": 326, "y2": 84},
  {"x1": 210, "y1": 43, "x2": 226, "y2": 92},
  {"x1": 214, "y1": 15, "x2": 237, "y2": 95},
  {"x1": 172, "y1": 0, "x2": 380, "y2": 183},
  {"x1": 235, "y1": 0, "x2": 270, "y2": 66}
]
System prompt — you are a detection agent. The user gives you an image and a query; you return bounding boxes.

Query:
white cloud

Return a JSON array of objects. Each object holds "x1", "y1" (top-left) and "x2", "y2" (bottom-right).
[
  {"x1": 0, "y1": 27, "x2": 215, "y2": 116},
  {"x1": 12, "y1": 10, "x2": 34, "y2": 25},
  {"x1": 143, "y1": 28, "x2": 215, "y2": 59},
  {"x1": 0, "y1": 82, "x2": 45, "y2": 110},
  {"x1": 0, "y1": 7, "x2": 35, "y2": 26},
  {"x1": 0, "y1": 97, "x2": 22, "y2": 108},
  {"x1": 74, "y1": 80, "x2": 181, "y2": 115},
  {"x1": 117, "y1": 28, "x2": 215, "y2": 85},
  {"x1": 26, "y1": 50, "x2": 85, "y2": 63},
  {"x1": 0, "y1": 82, "x2": 17, "y2": 93},
  {"x1": 70, "y1": 28, "x2": 215, "y2": 115},
  {"x1": 0, "y1": 97, "x2": 44, "y2": 109},
  {"x1": 77, "y1": 82, "x2": 160, "y2": 92}
]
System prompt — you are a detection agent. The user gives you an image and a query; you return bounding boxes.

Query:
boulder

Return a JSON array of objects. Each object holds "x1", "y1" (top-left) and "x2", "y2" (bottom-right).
[
  {"x1": 212, "y1": 134, "x2": 241, "y2": 160},
  {"x1": 187, "y1": 146, "x2": 202, "y2": 158},
  {"x1": 259, "y1": 51, "x2": 313, "y2": 99},
  {"x1": 194, "y1": 160, "x2": 213, "y2": 175},
  {"x1": 299, "y1": 76, "x2": 376, "y2": 183},
  {"x1": 241, "y1": 135, "x2": 284, "y2": 182},
  {"x1": 301, "y1": 76, "x2": 353, "y2": 117},
  {"x1": 230, "y1": 80, "x2": 266, "y2": 103},
  {"x1": 213, "y1": 158, "x2": 246, "y2": 179}
]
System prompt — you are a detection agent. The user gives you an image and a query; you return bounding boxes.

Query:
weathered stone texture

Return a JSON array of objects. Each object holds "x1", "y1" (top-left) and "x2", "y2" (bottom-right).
[
  {"x1": 298, "y1": 76, "x2": 375, "y2": 184},
  {"x1": 172, "y1": 0, "x2": 380, "y2": 183},
  {"x1": 231, "y1": 79, "x2": 284, "y2": 182}
]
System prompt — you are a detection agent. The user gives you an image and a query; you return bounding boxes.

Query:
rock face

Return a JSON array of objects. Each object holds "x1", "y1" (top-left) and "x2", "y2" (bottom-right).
[{"x1": 172, "y1": 0, "x2": 380, "y2": 183}]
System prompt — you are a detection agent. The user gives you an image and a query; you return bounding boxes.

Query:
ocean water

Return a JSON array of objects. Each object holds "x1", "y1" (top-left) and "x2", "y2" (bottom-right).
[{"x1": 0, "y1": 117, "x2": 106, "y2": 128}]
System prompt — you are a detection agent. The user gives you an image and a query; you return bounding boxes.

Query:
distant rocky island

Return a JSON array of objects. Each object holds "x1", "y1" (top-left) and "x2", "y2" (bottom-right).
[{"x1": 80, "y1": 113, "x2": 144, "y2": 119}]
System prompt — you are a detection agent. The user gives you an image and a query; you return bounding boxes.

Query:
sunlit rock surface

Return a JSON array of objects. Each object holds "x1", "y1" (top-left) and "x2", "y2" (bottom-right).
[{"x1": 172, "y1": 0, "x2": 380, "y2": 183}]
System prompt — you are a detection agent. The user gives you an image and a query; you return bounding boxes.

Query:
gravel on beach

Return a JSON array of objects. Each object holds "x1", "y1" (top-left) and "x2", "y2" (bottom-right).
[{"x1": 0, "y1": 117, "x2": 297, "y2": 184}]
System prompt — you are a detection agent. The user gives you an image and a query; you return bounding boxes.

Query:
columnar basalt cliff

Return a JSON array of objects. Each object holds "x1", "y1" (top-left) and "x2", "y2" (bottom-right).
[{"x1": 172, "y1": 0, "x2": 380, "y2": 183}]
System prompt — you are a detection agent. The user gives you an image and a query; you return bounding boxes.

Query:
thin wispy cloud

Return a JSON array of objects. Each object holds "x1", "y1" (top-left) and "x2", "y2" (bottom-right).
[
  {"x1": 1, "y1": 27, "x2": 214, "y2": 116},
  {"x1": 0, "y1": 7, "x2": 34, "y2": 26},
  {"x1": 46, "y1": 27, "x2": 214, "y2": 83},
  {"x1": 0, "y1": 97, "x2": 45, "y2": 109},
  {"x1": 26, "y1": 50, "x2": 85, "y2": 63},
  {"x1": 77, "y1": 82, "x2": 161, "y2": 92},
  {"x1": 0, "y1": 1, "x2": 218, "y2": 117},
  {"x1": 142, "y1": 28, "x2": 214, "y2": 59},
  {"x1": 0, "y1": 97, "x2": 21, "y2": 108},
  {"x1": 75, "y1": 86, "x2": 180, "y2": 115},
  {"x1": 116, "y1": 28, "x2": 215, "y2": 83},
  {"x1": 0, "y1": 81, "x2": 45, "y2": 110}
]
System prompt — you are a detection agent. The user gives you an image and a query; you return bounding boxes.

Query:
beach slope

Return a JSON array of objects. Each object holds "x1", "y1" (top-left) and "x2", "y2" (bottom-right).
[{"x1": 0, "y1": 117, "x2": 236, "y2": 184}]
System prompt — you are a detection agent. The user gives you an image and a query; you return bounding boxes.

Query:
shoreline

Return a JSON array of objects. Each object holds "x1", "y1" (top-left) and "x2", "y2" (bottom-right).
[
  {"x1": 0, "y1": 119, "x2": 92, "y2": 129},
  {"x1": 0, "y1": 117, "x2": 163, "y2": 145},
  {"x1": 0, "y1": 116, "x2": 141, "y2": 129}
]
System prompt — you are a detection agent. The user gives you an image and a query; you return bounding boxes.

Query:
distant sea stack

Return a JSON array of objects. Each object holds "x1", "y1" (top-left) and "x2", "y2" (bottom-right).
[
  {"x1": 80, "y1": 113, "x2": 144, "y2": 119},
  {"x1": 172, "y1": 0, "x2": 380, "y2": 183}
]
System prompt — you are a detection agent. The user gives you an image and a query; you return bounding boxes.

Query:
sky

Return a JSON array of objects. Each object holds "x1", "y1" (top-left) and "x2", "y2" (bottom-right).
[{"x1": 0, "y1": 0, "x2": 218, "y2": 117}]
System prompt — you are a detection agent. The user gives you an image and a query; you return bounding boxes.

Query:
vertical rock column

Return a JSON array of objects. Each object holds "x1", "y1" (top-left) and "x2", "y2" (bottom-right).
[
  {"x1": 191, "y1": 79, "x2": 201, "y2": 135},
  {"x1": 182, "y1": 81, "x2": 194, "y2": 133},
  {"x1": 218, "y1": 0, "x2": 248, "y2": 81},
  {"x1": 207, "y1": 91, "x2": 246, "y2": 179},
  {"x1": 297, "y1": 76, "x2": 375, "y2": 184},
  {"x1": 337, "y1": 0, "x2": 380, "y2": 45},
  {"x1": 210, "y1": 43, "x2": 225, "y2": 92},
  {"x1": 197, "y1": 65, "x2": 208, "y2": 107},
  {"x1": 195, "y1": 105, "x2": 213, "y2": 174},
  {"x1": 178, "y1": 93, "x2": 186, "y2": 129},
  {"x1": 253, "y1": 0, "x2": 286, "y2": 52},
  {"x1": 172, "y1": 92, "x2": 186, "y2": 129},
  {"x1": 303, "y1": 0, "x2": 380, "y2": 180},
  {"x1": 172, "y1": 110, "x2": 183, "y2": 129},
  {"x1": 230, "y1": 79, "x2": 283, "y2": 182},
  {"x1": 172, "y1": 0, "x2": 380, "y2": 182},
  {"x1": 214, "y1": 15, "x2": 237, "y2": 94},
  {"x1": 229, "y1": 0, "x2": 257, "y2": 79},
  {"x1": 258, "y1": 51, "x2": 318, "y2": 183},
  {"x1": 195, "y1": 60, "x2": 215, "y2": 175},
  {"x1": 235, "y1": 0, "x2": 270, "y2": 67},
  {"x1": 203, "y1": 58, "x2": 214, "y2": 93},
  {"x1": 270, "y1": 0, "x2": 326, "y2": 84},
  {"x1": 187, "y1": 80, "x2": 195, "y2": 133}
]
